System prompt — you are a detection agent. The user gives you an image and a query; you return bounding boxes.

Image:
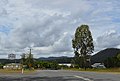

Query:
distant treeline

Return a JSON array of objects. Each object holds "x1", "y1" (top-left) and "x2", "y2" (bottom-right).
[
  {"x1": 0, "y1": 57, "x2": 73, "y2": 64},
  {"x1": 38, "y1": 57, "x2": 73, "y2": 63}
]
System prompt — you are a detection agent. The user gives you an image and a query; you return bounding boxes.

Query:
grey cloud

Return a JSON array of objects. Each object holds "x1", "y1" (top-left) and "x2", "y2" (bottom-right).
[
  {"x1": 95, "y1": 30, "x2": 120, "y2": 51},
  {"x1": 52, "y1": 32, "x2": 73, "y2": 52}
]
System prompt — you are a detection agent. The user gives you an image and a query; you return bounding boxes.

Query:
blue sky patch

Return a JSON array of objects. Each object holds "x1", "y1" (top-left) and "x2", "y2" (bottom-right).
[{"x1": 0, "y1": 24, "x2": 12, "y2": 34}]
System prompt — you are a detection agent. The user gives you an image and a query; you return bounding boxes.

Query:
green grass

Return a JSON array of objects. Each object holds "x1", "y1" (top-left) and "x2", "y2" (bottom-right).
[
  {"x1": 0, "y1": 69, "x2": 35, "y2": 74},
  {"x1": 65, "y1": 68, "x2": 120, "y2": 73}
]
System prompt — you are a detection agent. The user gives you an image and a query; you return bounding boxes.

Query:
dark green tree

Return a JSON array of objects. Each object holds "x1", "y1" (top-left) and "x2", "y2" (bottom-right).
[
  {"x1": 25, "y1": 49, "x2": 34, "y2": 69},
  {"x1": 117, "y1": 53, "x2": 120, "y2": 61},
  {"x1": 104, "y1": 57, "x2": 120, "y2": 68},
  {"x1": 72, "y1": 25, "x2": 94, "y2": 69},
  {"x1": 104, "y1": 53, "x2": 120, "y2": 68},
  {"x1": 21, "y1": 53, "x2": 26, "y2": 65},
  {"x1": 21, "y1": 49, "x2": 34, "y2": 69}
]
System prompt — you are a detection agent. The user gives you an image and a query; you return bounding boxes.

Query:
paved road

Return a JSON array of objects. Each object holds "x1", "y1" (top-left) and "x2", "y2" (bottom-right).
[{"x1": 0, "y1": 70, "x2": 120, "y2": 81}]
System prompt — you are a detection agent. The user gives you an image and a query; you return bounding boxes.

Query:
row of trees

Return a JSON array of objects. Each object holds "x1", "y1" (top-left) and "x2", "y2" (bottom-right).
[
  {"x1": 21, "y1": 54, "x2": 61, "y2": 70},
  {"x1": 20, "y1": 49, "x2": 62, "y2": 70},
  {"x1": 34, "y1": 61, "x2": 60, "y2": 70}
]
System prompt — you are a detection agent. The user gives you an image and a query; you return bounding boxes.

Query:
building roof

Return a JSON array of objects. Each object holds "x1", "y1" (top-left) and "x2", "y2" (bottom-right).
[
  {"x1": 5, "y1": 63, "x2": 21, "y2": 66},
  {"x1": 91, "y1": 63, "x2": 105, "y2": 68}
]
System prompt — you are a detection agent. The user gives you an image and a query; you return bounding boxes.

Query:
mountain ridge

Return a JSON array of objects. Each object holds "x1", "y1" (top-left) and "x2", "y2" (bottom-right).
[{"x1": 91, "y1": 48, "x2": 120, "y2": 64}]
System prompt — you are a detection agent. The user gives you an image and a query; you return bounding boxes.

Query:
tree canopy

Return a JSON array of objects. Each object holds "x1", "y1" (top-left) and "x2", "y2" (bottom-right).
[{"x1": 72, "y1": 25, "x2": 94, "y2": 68}]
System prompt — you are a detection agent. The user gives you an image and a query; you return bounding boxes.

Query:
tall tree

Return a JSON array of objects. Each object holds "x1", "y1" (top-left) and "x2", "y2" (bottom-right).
[
  {"x1": 21, "y1": 53, "x2": 26, "y2": 65},
  {"x1": 26, "y1": 48, "x2": 34, "y2": 68},
  {"x1": 72, "y1": 25, "x2": 94, "y2": 69},
  {"x1": 21, "y1": 49, "x2": 34, "y2": 69}
]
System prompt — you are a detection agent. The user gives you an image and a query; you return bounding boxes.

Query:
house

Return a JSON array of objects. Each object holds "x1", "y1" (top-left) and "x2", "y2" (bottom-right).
[
  {"x1": 59, "y1": 63, "x2": 72, "y2": 67},
  {"x1": 91, "y1": 63, "x2": 106, "y2": 68},
  {"x1": 3, "y1": 63, "x2": 22, "y2": 69}
]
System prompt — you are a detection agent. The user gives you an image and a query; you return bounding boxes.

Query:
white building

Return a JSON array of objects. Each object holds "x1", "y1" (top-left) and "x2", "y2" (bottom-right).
[
  {"x1": 91, "y1": 63, "x2": 106, "y2": 68},
  {"x1": 59, "y1": 63, "x2": 72, "y2": 67},
  {"x1": 3, "y1": 63, "x2": 22, "y2": 69}
]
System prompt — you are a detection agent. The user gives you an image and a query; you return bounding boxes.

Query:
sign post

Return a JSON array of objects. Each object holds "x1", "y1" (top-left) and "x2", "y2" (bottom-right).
[
  {"x1": 8, "y1": 54, "x2": 16, "y2": 60},
  {"x1": 22, "y1": 68, "x2": 24, "y2": 74},
  {"x1": 8, "y1": 53, "x2": 16, "y2": 63}
]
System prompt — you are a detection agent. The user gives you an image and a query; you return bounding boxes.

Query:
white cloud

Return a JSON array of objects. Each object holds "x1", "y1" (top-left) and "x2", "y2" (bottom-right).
[
  {"x1": 95, "y1": 30, "x2": 120, "y2": 51},
  {"x1": 0, "y1": 0, "x2": 120, "y2": 58}
]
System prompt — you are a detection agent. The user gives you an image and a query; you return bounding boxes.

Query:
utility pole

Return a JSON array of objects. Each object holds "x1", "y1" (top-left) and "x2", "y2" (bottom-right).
[
  {"x1": 21, "y1": 54, "x2": 24, "y2": 74},
  {"x1": 28, "y1": 48, "x2": 33, "y2": 69},
  {"x1": 30, "y1": 48, "x2": 32, "y2": 55}
]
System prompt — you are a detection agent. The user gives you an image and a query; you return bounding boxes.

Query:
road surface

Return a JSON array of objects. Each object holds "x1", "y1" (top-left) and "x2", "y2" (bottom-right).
[{"x1": 0, "y1": 70, "x2": 119, "y2": 81}]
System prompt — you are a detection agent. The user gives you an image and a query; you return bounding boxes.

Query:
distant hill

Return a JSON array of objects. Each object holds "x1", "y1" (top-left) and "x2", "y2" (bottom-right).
[
  {"x1": 38, "y1": 56, "x2": 73, "y2": 63},
  {"x1": 0, "y1": 56, "x2": 73, "y2": 64},
  {"x1": 91, "y1": 48, "x2": 120, "y2": 64},
  {"x1": 0, "y1": 59, "x2": 20, "y2": 64}
]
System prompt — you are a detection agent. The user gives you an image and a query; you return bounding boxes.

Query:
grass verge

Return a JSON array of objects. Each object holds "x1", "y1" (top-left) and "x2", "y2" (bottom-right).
[
  {"x1": 65, "y1": 68, "x2": 120, "y2": 73},
  {"x1": 0, "y1": 69, "x2": 35, "y2": 74}
]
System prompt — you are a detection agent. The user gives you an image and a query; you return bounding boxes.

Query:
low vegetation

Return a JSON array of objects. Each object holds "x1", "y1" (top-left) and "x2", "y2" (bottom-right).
[
  {"x1": 0, "y1": 69, "x2": 35, "y2": 74},
  {"x1": 34, "y1": 61, "x2": 60, "y2": 70}
]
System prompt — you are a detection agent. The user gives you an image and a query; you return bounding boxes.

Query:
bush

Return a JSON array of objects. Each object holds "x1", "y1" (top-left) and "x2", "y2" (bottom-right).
[
  {"x1": 34, "y1": 61, "x2": 60, "y2": 70},
  {"x1": 0, "y1": 64, "x2": 3, "y2": 69}
]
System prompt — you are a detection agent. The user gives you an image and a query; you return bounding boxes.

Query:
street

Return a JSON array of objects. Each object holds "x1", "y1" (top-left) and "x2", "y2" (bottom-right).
[{"x1": 0, "y1": 70, "x2": 120, "y2": 81}]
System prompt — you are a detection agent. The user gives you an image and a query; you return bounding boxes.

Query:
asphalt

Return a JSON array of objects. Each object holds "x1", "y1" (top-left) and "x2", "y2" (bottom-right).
[{"x1": 0, "y1": 70, "x2": 120, "y2": 81}]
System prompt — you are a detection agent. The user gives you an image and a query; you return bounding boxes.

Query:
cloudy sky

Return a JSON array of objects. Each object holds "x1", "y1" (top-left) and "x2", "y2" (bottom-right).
[{"x1": 0, "y1": 0, "x2": 120, "y2": 58}]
